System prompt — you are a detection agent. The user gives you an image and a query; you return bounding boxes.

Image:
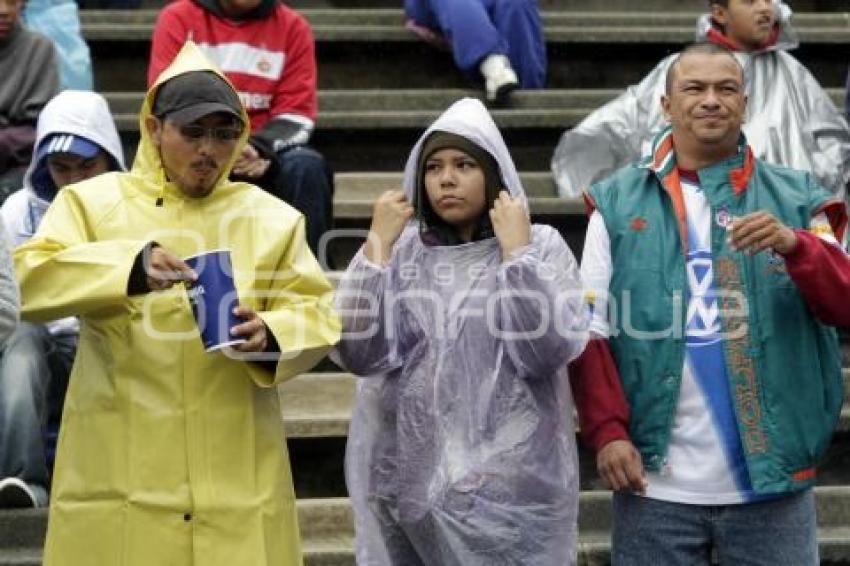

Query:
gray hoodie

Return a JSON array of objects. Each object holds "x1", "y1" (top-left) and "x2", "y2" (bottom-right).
[{"x1": 0, "y1": 23, "x2": 58, "y2": 174}]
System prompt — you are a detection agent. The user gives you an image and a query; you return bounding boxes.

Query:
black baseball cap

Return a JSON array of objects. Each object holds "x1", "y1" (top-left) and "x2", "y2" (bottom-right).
[{"x1": 153, "y1": 71, "x2": 244, "y2": 125}]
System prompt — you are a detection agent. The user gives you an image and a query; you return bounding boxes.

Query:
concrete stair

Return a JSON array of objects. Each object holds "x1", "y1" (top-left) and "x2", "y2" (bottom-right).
[
  {"x1": 140, "y1": 0, "x2": 850, "y2": 11},
  {"x1": 76, "y1": 9, "x2": 850, "y2": 43},
  {"x1": 82, "y1": 9, "x2": 850, "y2": 91},
  {"x1": 105, "y1": 87, "x2": 849, "y2": 131},
  {"x1": 106, "y1": 85, "x2": 848, "y2": 174},
  {"x1": 278, "y1": 368, "x2": 850, "y2": 439},
  {"x1": 123, "y1": 0, "x2": 847, "y2": 9},
  {"x1": 4, "y1": 487, "x2": 850, "y2": 566}
]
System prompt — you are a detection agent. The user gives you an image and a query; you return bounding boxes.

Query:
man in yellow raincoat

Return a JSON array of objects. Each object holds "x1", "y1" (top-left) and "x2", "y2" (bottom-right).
[{"x1": 13, "y1": 42, "x2": 340, "y2": 566}]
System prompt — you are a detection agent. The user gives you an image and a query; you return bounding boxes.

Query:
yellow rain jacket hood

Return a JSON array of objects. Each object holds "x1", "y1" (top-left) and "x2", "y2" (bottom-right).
[{"x1": 14, "y1": 42, "x2": 340, "y2": 566}]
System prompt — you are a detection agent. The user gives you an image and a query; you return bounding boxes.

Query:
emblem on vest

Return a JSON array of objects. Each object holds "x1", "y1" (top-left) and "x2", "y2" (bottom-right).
[
  {"x1": 686, "y1": 250, "x2": 721, "y2": 345},
  {"x1": 630, "y1": 217, "x2": 647, "y2": 232},
  {"x1": 715, "y1": 206, "x2": 732, "y2": 229}
]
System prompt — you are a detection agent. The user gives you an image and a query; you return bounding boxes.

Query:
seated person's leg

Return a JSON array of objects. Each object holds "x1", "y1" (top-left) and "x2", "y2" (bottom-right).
[
  {"x1": 0, "y1": 322, "x2": 53, "y2": 507},
  {"x1": 419, "y1": 0, "x2": 518, "y2": 101},
  {"x1": 44, "y1": 331, "x2": 77, "y2": 471},
  {"x1": 274, "y1": 146, "x2": 334, "y2": 256},
  {"x1": 404, "y1": 0, "x2": 436, "y2": 28},
  {"x1": 489, "y1": 0, "x2": 546, "y2": 89}
]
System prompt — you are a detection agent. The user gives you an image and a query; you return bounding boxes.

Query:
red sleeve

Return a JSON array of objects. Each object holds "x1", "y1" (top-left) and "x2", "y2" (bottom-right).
[
  {"x1": 270, "y1": 12, "x2": 317, "y2": 121},
  {"x1": 568, "y1": 338, "x2": 631, "y2": 453},
  {"x1": 784, "y1": 229, "x2": 850, "y2": 327},
  {"x1": 148, "y1": 5, "x2": 189, "y2": 87}
]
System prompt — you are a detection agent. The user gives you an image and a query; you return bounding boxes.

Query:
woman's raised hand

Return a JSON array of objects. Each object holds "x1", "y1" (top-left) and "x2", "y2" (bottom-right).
[
  {"x1": 364, "y1": 190, "x2": 414, "y2": 265},
  {"x1": 490, "y1": 191, "x2": 530, "y2": 261}
]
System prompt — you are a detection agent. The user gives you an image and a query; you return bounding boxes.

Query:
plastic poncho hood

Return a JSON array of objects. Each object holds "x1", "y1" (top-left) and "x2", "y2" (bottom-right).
[
  {"x1": 404, "y1": 98, "x2": 525, "y2": 244},
  {"x1": 335, "y1": 98, "x2": 588, "y2": 565},
  {"x1": 15, "y1": 40, "x2": 340, "y2": 566},
  {"x1": 402, "y1": 97, "x2": 526, "y2": 205},
  {"x1": 551, "y1": 1, "x2": 850, "y2": 203}
]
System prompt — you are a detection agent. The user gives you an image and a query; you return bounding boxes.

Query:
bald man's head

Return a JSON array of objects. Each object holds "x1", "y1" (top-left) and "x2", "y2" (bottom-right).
[
  {"x1": 665, "y1": 42, "x2": 744, "y2": 95},
  {"x1": 661, "y1": 42, "x2": 747, "y2": 163}
]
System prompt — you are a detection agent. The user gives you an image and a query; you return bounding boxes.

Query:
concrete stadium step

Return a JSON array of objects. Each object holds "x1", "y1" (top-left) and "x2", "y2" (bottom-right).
[
  {"x1": 281, "y1": 370, "x2": 850, "y2": 440},
  {"x1": 4, "y1": 486, "x2": 850, "y2": 565},
  {"x1": 107, "y1": 87, "x2": 846, "y2": 172},
  {"x1": 106, "y1": 88, "x2": 621, "y2": 131},
  {"x1": 332, "y1": 171, "x2": 578, "y2": 218},
  {"x1": 78, "y1": 9, "x2": 850, "y2": 43},
  {"x1": 279, "y1": 372, "x2": 354, "y2": 438},
  {"x1": 103, "y1": 87, "x2": 850, "y2": 132},
  {"x1": 83, "y1": 10, "x2": 850, "y2": 91},
  {"x1": 106, "y1": 88, "x2": 631, "y2": 173},
  {"x1": 153, "y1": 0, "x2": 848, "y2": 11},
  {"x1": 336, "y1": 171, "x2": 579, "y2": 218}
]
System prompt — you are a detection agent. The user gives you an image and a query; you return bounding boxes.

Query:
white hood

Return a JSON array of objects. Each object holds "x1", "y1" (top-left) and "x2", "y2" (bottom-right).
[
  {"x1": 21, "y1": 90, "x2": 126, "y2": 198},
  {"x1": 401, "y1": 97, "x2": 527, "y2": 205},
  {"x1": 3, "y1": 91, "x2": 125, "y2": 336}
]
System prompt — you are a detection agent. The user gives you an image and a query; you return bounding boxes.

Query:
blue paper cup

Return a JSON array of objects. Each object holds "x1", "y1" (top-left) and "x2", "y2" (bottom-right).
[{"x1": 184, "y1": 249, "x2": 247, "y2": 352}]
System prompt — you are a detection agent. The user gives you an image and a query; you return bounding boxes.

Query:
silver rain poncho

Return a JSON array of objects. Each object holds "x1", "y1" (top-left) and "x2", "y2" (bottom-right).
[
  {"x1": 334, "y1": 98, "x2": 588, "y2": 565},
  {"x1": 551, "y1": 2, "x2": 850, "y2": 203}
]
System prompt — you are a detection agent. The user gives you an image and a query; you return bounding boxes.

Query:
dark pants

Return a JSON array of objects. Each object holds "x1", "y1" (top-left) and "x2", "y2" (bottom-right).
[{"x1": 254, "y1": 145, "x2": 333, "y2": 257}]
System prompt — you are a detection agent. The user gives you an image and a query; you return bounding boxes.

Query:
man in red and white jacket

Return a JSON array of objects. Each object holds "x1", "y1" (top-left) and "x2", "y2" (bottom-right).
[{"x1": 148, "y1": 0, "x2": 332, "y2": 254}]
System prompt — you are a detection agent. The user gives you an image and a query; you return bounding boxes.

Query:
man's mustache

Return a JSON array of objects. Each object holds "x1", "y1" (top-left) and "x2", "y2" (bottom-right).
[{"x1": 190, "y1": 156, "x2": 218, "y2": 169}]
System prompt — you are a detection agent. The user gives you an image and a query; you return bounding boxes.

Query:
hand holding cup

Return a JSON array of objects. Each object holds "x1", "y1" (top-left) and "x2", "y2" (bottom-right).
[{"x1": 145, "y1": 245, "x2": 197, "y2": 291}]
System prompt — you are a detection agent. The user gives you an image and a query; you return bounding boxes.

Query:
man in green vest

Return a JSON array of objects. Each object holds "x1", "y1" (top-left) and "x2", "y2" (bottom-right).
[{"x1": 571, "y1": 41, "x2": 847, "y2": 565}]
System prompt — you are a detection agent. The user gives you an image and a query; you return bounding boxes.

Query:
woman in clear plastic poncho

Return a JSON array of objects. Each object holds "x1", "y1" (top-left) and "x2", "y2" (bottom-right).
[{"x1": 334, "y1": 98, "x2": 589, "y2": 565}]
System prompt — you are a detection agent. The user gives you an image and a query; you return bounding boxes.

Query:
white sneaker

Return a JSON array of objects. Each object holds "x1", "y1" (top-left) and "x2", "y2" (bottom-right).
[
  {"x1": 479, "y1": 54, "x2": 519, "y2": 102},
  {"x1": 0, "y1": 477, "x2": 46, "y2": 508}
]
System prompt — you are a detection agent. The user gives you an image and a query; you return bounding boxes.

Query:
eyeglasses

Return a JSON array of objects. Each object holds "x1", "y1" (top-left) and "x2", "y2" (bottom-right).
[{"x1": 177, "y1": 124, "x2": 242, "y2": 143}]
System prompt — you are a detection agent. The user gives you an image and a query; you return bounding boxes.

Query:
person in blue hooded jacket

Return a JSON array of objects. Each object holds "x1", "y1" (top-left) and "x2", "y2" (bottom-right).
[{"x1": 334, "y1": 97, "x2": 588, "y2": 565}]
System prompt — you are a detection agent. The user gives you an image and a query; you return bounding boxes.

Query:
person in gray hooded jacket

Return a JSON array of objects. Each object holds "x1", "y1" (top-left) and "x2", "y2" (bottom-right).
[
  {"x1": 334, "y1": 97, "x2": 588, "y2": 565},
  {"x1": 0, "y1": 90, "x2": 125, "y2": 508}
]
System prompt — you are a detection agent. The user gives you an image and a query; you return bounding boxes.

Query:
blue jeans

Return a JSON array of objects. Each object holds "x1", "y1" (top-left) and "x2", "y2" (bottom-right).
[
  {"x1": 404, "y1": 0, "x2": 546, "y2": 88},
  {"x1": 0, "y1": 323, "x2": 77, "y2": 490},
  {"x1": 612, "y1": 490, "x2": 818, "y2": 565}
]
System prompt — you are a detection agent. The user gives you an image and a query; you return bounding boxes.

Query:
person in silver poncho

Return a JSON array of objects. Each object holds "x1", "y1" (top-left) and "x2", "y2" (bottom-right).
[
  {"x1": 551, "y1": 0, "x2": 850, "y2": 202},
  {"x1": 333, "y1": 98, "x2": 588, "y2": 565}
]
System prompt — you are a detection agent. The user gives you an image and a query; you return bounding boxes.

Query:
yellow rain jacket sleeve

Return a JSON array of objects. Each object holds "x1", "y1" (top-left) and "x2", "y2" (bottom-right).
[
  {"x1": 14, "y1": 187, "x2": 149, "y2": 322},
  {"x1": 14, "y1": 42, "x2": 340, "y2": 566}
]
